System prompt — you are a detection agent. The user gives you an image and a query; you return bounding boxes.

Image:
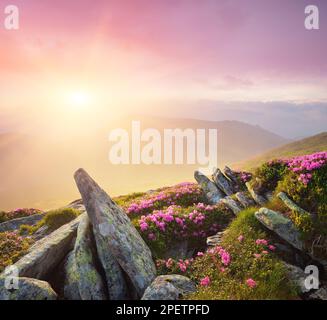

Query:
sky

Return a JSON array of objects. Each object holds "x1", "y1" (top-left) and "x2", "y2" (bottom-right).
[{"x1": 0, "y1": 0, "x2": 327, "y2": 137}]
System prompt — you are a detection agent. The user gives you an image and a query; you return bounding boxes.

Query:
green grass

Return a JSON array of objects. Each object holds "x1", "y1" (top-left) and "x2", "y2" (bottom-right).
[
  {"x1": 186, "y1": 208, "x2": 299, "y2": 300},
  {"x1": 236, "y1": 132, "x2": 327, "y2": 171}
]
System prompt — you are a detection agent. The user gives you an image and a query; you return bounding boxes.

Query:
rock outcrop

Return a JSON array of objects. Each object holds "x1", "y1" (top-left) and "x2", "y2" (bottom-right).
[
  {"x1": 235, "y1": 192, "x2": 256, "y2": 208},
  {"x1": 255, "y1": 208, "x2": 304, "y2": 251},
  {"x1": 246, "y1": 182, "x2": 267, "y2": 206},
  {"x1": 65, "y1": 214, "x2": 107, "y2": 300},
  {"x1": 64, "y1": 252, "x2": 82, "y2": 300},
  {"x1": 194, "y1": 170, "x2": 225, "y2": 204},
  {"x1": 277, "y1": 192, "x2": 312, "y2": 216},
  {"x1": 74, "y1": 168, "x2": 156, "y2": 298},
  {"x1": 0, "y1": 213, "x2": 45, "y2": 233},
  {"x1": 207, "y1": 232, "x2": 225, "y2": 246},
  {"x1": 141, "y1": 275, "x2": 196, "y2": 300},
  {"x1": 212, "y1": 168, "x2": 234, "y2": 196},
  {"x1": 220, "y1": 197, "x2": 242, "y2": 215},
  {"x1": 0, "y1": 277, "x2": 57, "y2": 300},
  {"x1": 223, "y1": 166, "x2": 243, "y2": 191},
  {"x1": 1, "y1": 214, "x2": 84, "y2": 279}
]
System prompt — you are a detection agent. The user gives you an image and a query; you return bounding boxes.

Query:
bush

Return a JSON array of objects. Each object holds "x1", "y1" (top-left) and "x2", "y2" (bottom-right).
[
  {"x1": 134, "y1": 203, "x2": 233, "y2": 258},
  {"x1": 20, "y1": 208, "x2": 81, "y2": 235},
  {"x1": 186, "y1": 208, "x2": 298, "y2": 300},
  {"x1": 0, "y1": 232, "x2": 34, "y2": 273},
  {"x1": 124, "y1": 183, "x2": 206, "y2": 216},
  {"x1": 250, "y1": 160, "x2": 288, "y2": 194}
]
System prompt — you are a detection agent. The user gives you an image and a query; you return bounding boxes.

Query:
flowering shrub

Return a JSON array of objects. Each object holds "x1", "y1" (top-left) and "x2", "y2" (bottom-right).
[
  {"x1": 125, "y1": 183, "x2": 205, "y2": 216},
  {"x1": 135, "y1": 203, "x2": 233, "y2": 257},
  {"x1": 0, "y1": 208, "x2": 42, "y2": 223},
  {"x1": 187, "y1": 209, "x2": 298, "y2": 300},
  {"x1": 0, "y1": 231, "x2": 34, "y2": 273}
]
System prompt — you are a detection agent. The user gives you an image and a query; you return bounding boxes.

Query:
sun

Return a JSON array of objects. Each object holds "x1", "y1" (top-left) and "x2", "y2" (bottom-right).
[{"x1": 67, "y1": 91, "x2": 92, "y2": 110}]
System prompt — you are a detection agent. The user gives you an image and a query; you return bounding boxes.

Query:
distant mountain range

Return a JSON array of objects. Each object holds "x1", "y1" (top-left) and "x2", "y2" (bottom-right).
[
  {"x1": 235, "y1": 132, "x2": 327, "y2": 170},
  {"x1": 0, "y1": 117, "x2": 289, "y2": 210}
]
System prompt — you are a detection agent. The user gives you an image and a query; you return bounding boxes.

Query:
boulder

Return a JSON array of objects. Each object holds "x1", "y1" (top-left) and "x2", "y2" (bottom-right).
[
  {"x1": 283, "y1": 263, "x2": 310, "y2": 294},
  {"x1": 0, "y1": 277, "x2": 57, "y2": 300},
  {"x1": 0, "y1": 214, "x2": 85, "y2": 279},
  {"x1": 64, "y1": 215, "x2": 107, "y2": 300},
  {"x1": 235, "y1": 192, "x2": 256, "y2": 208},
  {"x1": 255, "y1": 208, "x2": 304, "y2": 251},
  {"x1": 194, "y1": 170, "x2": 225, "y2": 204},
  {"x1": 223, "y1": 166, "x2": 243, "y2": 191},
  {"x1": 219, "y1": 197, "x2": 242, "y2": 215},
  {"x1": 64, "y1": 252, "x2": 82, "y2": 300},
  {"x1": 308, "y1": 286, "x2": 327, "y2": 300},
  {"x1": 207, "y1": 232, "x2": 225, "y2": 246},
  {"x1": 212, "y1": 168, "x2": 234, "y2": 196},
  {"x1": 164, "y1": 240, "x2": 190, "y2": 260},
  {"x1": 141, "y1": 275, "x2": 196, "y2": 300},
  {"x1": 277, "y1": 192, "x2": 312, "y2": 217},
  {"x1": 0, "y1": 213, "x2": 45, "y2": 233},
  {"x1": 246, "y1": 182, "x2": 267, "y2": 206},
  {"x1": 74, "y1": 168, "x2": 156, "y2": 298}
]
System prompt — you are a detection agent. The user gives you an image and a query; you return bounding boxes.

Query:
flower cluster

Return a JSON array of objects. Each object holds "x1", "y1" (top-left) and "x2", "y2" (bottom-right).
[
  {"x1": 137, "y1": 203, "x2": 230, "y2": 253},
  {"x1": 156, "y1": 257, "x2": 194, "y2": 275},
  {"x1": 207, "y1": 245, "x2": 231, "y2": 266},
  {"x1": 0, "y1": 208, "x2": 42, "y2": 222},
  {"x1": 126, "y1": 183, "x2": 204, "y2": 215},
  {"x1": 253, "y1": 238, "x2": 275, "y2": 259},
  {"x1": 284, "y1": 152, "x2": 327, "y2": 185}
]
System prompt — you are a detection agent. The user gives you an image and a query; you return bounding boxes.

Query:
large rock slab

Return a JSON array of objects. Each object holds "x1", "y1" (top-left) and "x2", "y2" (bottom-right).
[
  {"x1": 277, "y1": 192, "x2": 311, "y2": 216},
  {"x1": 141, "y1": 275, "x2": 196, "y2": 300},
  {"x1": 283, "y1": 263, "x2": 310, "y2": 294},
  {"x1": 194, "y1": 170, "x2": 225, "y2": 204},
  {"x1": 212, "y1": 168, "x2": 234, "y2": 196},
  {"x1": 74, "y1": 168, "x2": 156, "y2": 298},
  {"x1": 0, "y1": 213, "x2": 45, "y2": 233},
  {"x1": 219, "y1": 196, "x2": 242, "y2": 215},
  {"x1": 207, "y1": 232, "x2": 225, "y2": 246},
  {"x1": 73, "y1": 215, "x2": 107, "y2": 300},
  {"x1": 255, "y1": 208, "x2": 304, "y2": 251},
  {"x1": 246, "y1": 182, "x2": 267, "y2": 206},
  {"x1": 223, "y1": 166, "x2": 244, "y2": 191},
  {"x1": 0, "y1": 277, "x2": 57, "y2": 300},
  {"x1": 64, "y1": 252, "x2": 82, "y2": 300},
  {"x1": 235, "y1": 192, "x2": 256, "y2": 208},
  {"x1": 0, "y1": 214, "x2": 85, "y2": 279}
]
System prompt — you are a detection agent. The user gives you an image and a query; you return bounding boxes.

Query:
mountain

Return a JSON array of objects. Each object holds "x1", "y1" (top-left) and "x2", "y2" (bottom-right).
[
  {"x1": 235, "y1": 132, "x2": 327, "y2": 170},
  {"x1": 0, "y1": 118, "x2": 287, "y2": 210}
]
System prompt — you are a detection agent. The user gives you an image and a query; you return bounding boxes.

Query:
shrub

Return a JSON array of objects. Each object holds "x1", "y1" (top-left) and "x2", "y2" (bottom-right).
[
  {"x1": 0, "y1": 211, "x2": 7, "y2": 223},
  {"x1": 20, "y1": 208, "x2": 81, "y2": 235},
  {"x1": 186, "y1": 208, "x2": 298, "y2": 300},
  {"x1": 0, "y1": 232, "x2": 34, "y2": 273},
  {"x1": 134, "y1": 203, "x2": 233, "y2": 258},
  {"x1": 124, "y1": 183, "x2": 205, "y2": 216}
]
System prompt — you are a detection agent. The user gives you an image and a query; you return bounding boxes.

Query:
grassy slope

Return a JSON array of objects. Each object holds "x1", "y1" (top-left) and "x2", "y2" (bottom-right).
[{"x1": 235, "y1": 132, "x2": 327, "y2": 171}]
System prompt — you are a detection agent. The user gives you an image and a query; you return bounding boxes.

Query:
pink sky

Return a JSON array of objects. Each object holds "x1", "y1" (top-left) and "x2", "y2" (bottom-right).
[{"x1": 0, "y1": 0, "x2": 327, "y2": 136}]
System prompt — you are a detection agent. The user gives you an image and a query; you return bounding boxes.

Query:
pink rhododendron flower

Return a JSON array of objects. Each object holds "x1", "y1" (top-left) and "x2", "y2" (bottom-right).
[
  {"x1": 238, "y1": 235, "x2": 244, "y2": 242},
  {"x1": 246, "y1": 278, "x2": 257, "y2": 288},
  {"x1": 269, "y1": 245, "x2": 276, "y2": 251},
  {"x1": 262, "y1": 250, "x2": 269, "y2": 255},
  {"x1": 148, "y1": 233, "x2": 156, "y2": 241},
  {"x1": 254, "y1": 253, "x2": 261, "y2": 259},
  {"x1": 256, "y1": 239, "x2": 268, "y2": 246},
  {"x1": 200, "y1": 276, "x2": 211, "y2": 287},
  {"x1": 197, "y1": 252, "x2": 204, "y2": 257}
]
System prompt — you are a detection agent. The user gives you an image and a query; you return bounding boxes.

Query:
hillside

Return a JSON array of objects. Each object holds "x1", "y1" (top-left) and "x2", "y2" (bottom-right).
[
  {"x1": 0, "y1": 118, "x2": 288, "y2": 211},
  {"x1": 235, "y1": 132, "x2": 327, "y2": 171}
]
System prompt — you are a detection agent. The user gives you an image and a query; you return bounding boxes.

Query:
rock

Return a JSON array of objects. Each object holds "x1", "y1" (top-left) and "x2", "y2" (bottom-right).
[
  {"x1": 308, "y1": 286, "x2": 327, "y2": 300},
  {"x1": 265, "y1": 191, "x2": 274, "y2": 202},
  {"x1": 219, "y1": 197, "x2": 242, "y2": 215},
  {"x1": 32, "y1": 225, "x2": 50, "y2": 241},
  {"x1": 66, "y1": 215, "x2": 107, "y2": 300},
  {"x1": 64, "y1": 252, "x2": 82, "y2": 300},
  {"x1": 246, "y1": 182, "x2": 267, "y2": 206},
  {"x1": 283, "y1": 263, "x2": 310, "y2": 294},
  {"x1": 223, "y1": 166, "x2": 243, "y2": 191},
  {"x1": 164, "y1": 240, "x2": 189, "y2": 260},
  {"x1": 0, "y1": 214, "x2": 85, "y2": 279},
  {"x1": 235, "y1": 192, "x2": 256, "y2": 208},
  {"x1": 212, "y1": 168, "x2": 234, "y2": 196},
  {"x1": 74, "y1": 168, "x2": 156, "y2": 298},
  {"x1": 141, "y1": 275, "x2": 196, "y2": 300},
  {"x1": 255, "y1": 208, "x2": 304, "y2": 251},
  {"x1": 0, "y1": 213, "x2": 45, "y2": 233},
  {"x1": 207, "y1": 232, "x2": 225, "y2": 246},
  {"x1": 277, "y1": 192, "x2": 312, "y2": 216},
  {"x1": 194, "y1": 170, "x2": 225, "y2": 204},
  {"x1": 0, "y1": 277, "x2": 57, "y2": 300}
]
